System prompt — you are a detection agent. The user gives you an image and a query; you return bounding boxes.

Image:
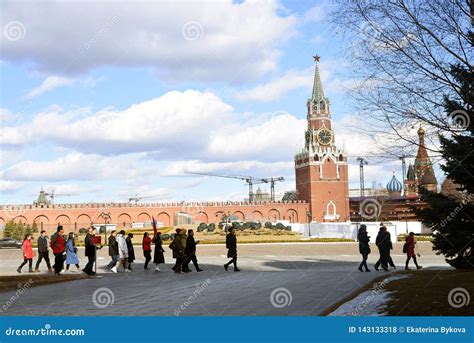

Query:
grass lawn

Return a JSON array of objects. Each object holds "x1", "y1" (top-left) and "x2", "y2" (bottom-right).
[
  {"x1": 74, "y1": 228, "x2": 355, "y2": 246},
  {"x1": 385, "y1": 269, "x2": 474, "y2": 316},
  {"x1": 0, "y1": 273, "x2": 88, "y2": 293},
  {"x1": 324, "y1": 269, "x2": 474, "y2": 316}
]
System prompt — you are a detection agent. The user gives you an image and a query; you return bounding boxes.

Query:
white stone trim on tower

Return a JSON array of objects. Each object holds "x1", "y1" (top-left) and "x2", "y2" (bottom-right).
[{"x1": 323, "y1": 200, "x2": 340, "y2": 221}]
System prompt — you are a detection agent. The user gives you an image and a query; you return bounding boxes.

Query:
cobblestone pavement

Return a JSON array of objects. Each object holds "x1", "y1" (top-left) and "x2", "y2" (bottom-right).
[{"x1": 0, "y1": 242, "x2": 447, "y2": 316}]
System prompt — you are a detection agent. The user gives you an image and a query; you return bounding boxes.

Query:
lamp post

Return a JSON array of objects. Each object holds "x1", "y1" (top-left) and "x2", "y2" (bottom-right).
[{"x1": 98, "y1": 212, "x2": 112, "y2": 244}]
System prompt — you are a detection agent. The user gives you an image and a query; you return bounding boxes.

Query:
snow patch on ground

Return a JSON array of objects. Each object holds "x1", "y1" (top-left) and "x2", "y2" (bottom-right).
[{"x1": 328, "y1": 273, "x2": 411, "y2": 316}]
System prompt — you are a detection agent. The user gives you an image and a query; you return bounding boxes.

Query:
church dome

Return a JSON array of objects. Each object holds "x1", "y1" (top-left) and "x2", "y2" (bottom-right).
[
  {"x1": 420, "y1": 168, "x2": 437, "y2": 185},
  {"x1": 386, "y1": 173, "x2": 403, "y2": 193},
  {"x1": 406, "y1": 164, "x2": 416, "y2": 181}
]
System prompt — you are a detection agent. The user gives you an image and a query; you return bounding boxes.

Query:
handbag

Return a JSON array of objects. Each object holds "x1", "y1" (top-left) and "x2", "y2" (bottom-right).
[{"x1": 402, "y1": 243, "x2": 408, "y2": 253}]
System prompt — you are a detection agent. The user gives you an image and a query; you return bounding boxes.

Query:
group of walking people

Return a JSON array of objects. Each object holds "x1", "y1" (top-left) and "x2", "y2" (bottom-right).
[
  {"x1": 17, "y1": 223, "x2": 422, "y2": 275},
  {"x1": 357, "y1": 223, "x2": 422, "y2": 272},
  {"x1": 17, "y1": 225, "x2": 240, "y2": 275},
  {"x1": 17, "y1": 226, "x2": 82, "y2": 275}
]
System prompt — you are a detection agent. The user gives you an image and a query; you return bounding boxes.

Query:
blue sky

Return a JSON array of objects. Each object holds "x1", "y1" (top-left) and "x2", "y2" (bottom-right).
[{"x1": 0, "y1": 0, "x2": 436, "y2": 205}]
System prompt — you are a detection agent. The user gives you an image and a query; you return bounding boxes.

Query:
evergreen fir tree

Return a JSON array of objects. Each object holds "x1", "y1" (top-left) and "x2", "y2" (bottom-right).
[
  {"x1": 417, "y1": 60, "x2": 474, "y2": 269},
  {"x1": 15, "y1": 222, "x2": 25, "y2": 241},
  {"x1": 31, "y1": 222, "x2": 39, "y2": 234},
  {"x1": 3, "y1": 221, "x2": 16, "y2": 239}
]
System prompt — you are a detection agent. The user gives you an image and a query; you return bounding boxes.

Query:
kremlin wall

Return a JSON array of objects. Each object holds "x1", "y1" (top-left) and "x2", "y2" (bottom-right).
[{"x1": 0, "y1": 57, "x2": 441, "y2": 236}]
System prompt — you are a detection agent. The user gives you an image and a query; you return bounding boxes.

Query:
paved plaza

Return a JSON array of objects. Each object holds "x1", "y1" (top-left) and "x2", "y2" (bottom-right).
[{"x1": 0, "y1": 242, "x2": 447, "y2": 316}]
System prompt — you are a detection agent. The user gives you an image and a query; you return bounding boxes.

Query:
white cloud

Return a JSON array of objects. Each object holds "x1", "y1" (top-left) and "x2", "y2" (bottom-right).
[
  {"x1": 1, "y1": 0, "x2": 296, "y2": 82},
  {"x1": 1, "y1": 90, "x2": 306, "y2": 163},
  {"x1": 41, "y1": 183, "x2": 104, "y2": 196},
  {"x1": 1, "y1": 153, "x2": 145, "y2": 181},
  {"x1": 0, "y1": 180, "x2": 23, "y2": 192},
  {"x1": 1, "y1": 90, "x2": 233, "y2": 154},
  {"x1": 159, "y1": 160, "x2": 294, "y2": 178},
  {"x1": 236, "y1": 68, "x2": 313, "y2": 102},
  {"x1": 25, "y1": 76, "x2": 75, "y2": 99},
  {"x1": 0, "y1": 108, "x2": 14, "y2": 123},
  {"x1": 302, "y1": 3, "x2": 326, "y2": 23},
  {"x1": 1, "y1": 92, "x2": 427, "y2": 198},
  {"x1": 236, "y1": 60, "x2": 347, "y2": 102},
  {"x1": 207, "y1": 113, "x2": 305, "y2": 160}
]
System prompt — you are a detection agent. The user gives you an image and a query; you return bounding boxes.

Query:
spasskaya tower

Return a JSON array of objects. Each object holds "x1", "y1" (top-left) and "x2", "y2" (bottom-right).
[{"x1": 294, "y1": 55, "x2": 349, "y2": 222}]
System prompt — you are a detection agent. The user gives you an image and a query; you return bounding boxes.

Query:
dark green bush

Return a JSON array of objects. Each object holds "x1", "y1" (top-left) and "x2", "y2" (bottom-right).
[{"x1": 197, "y1": 223, "x2": 208, "y2": 232}]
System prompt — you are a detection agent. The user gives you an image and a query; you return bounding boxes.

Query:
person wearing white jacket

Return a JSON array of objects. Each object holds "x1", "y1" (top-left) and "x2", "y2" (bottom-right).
[{"x1": 113, "y1": 230, "x2": 130, "y2": 273}]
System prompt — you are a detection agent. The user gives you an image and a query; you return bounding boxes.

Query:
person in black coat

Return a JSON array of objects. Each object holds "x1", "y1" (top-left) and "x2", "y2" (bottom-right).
[
  {"x1": 374, "y1": 226, "x2": 390, "y2": 271},
  {"x1": 106, "y1": 231, "x2": 119, "y2": 270},
  {"x1": 224, "y1": 227, "x2": 240, "y2": 272},
  {"x1": 357, "y1": 225, "x2": 371, "y2": 272},
  {"x1": 83, "y1": 227, "x2": 98, "y2": 276},
  {"x1": 382, "y1": 224, "x2": 396, "y2": 269},
  {"x1": 183, "y1": 230, "x2": 203, "y2": 272},
  {"x1": 126, "y1": 233, "x2": 135, "y2": 271},
  {"x1": 152, "y1": 232, "x2": 165, "y2": 272}
]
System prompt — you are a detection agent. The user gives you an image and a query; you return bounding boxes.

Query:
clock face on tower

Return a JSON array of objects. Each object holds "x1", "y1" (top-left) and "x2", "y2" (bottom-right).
[{"x1": 317, "y1": 128, "x2": 333, "y2": 145}]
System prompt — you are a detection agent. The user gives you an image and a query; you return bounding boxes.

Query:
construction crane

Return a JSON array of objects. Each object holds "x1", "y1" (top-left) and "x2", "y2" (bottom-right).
[
  {"x1": 258, "y1": 176, "x2": 285, "y2": 202},
  {"x1": 128, "y1": 194, "x2": 163, "y2": 204},
  {"x1": 44, "y1": 190, "x2": 72, "y2": 204},
  {"x1": 356, "y1": 157, "x2": 368, "y2": 197},
  {"x1": 185, "y1": 171, "x2": 284, "y2": 202}
]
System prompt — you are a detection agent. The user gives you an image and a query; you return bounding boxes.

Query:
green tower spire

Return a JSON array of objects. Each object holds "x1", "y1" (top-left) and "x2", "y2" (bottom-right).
[{"x1": 311, "y1": 55, "x2": 325, "y2": 102}]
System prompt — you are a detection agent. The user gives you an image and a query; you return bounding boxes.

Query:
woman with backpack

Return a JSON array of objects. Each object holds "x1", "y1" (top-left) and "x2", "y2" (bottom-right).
[
  {"x1": 65, "y1": 232, "x2": 80, "y2": 272},
  {"x1": 170, "y1": 229, "x2": 185, "y2": 273},
  {"x1": 17, "y1": 234, "x2": 34, "y2": 273},
  {"x1": 404, "y1": 232, "x2": 422, "y2": 270},
  {"x1": 51, "y1": 225, "x2": 66, "y2": 275}
]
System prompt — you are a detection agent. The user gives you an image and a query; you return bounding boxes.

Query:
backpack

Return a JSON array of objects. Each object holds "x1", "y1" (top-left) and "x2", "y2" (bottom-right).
[
  {"x1": 402, "y1": 243, "x2": 408, "y2": 253},
  {"x1": 50, "y1": 233, "x2": 58, "y2": 249}
]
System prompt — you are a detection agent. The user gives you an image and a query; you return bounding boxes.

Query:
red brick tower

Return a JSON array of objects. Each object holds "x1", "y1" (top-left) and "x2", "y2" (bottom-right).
[
  {"x1": 294, "y1": 56, "x2": 349, "y2": 222},
  {"x1": 414, "y1": 126, "x2": 438, "y2": 192}
]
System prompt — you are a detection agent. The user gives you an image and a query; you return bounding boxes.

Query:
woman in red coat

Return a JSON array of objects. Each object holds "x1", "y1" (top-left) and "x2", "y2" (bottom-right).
[
  {"x1": 142, "y1": 232, "x2": 152, "y2": 270},
  {"x1": 405, "y1": 232, "x2": 422, "y2": 270},
  {"x1": 17, "y1": 234, "x2": 34, "y2": 273}
]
